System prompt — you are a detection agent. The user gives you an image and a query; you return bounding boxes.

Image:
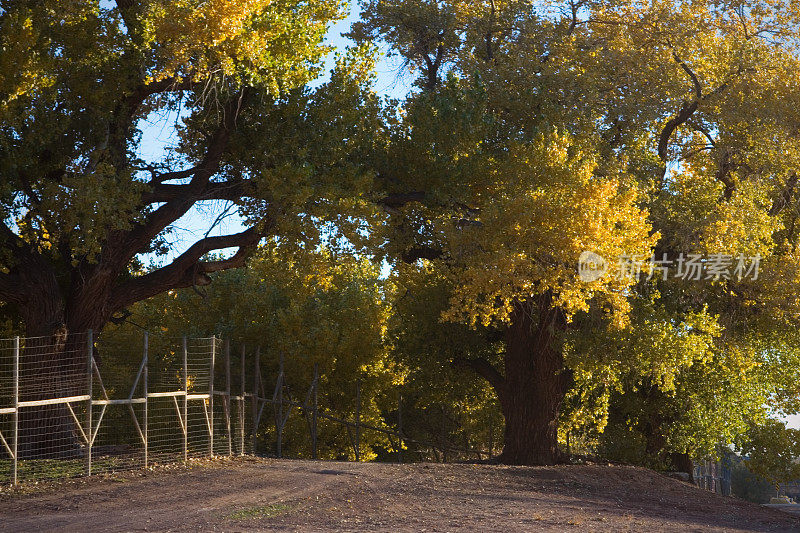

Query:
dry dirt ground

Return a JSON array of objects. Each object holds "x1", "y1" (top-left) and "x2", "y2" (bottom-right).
[{"x1": 1, "y1": 457, "x2": 799, "y2": 532}]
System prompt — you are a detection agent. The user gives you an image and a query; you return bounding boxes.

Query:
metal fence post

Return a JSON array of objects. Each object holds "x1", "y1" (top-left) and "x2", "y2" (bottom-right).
[
  {"x1": 240, "y1": 344, "x2": 245, "y2": 456},
  {"x1": 182, "y1": 336, "x2": 188, "y2": 463},
  {"x1": 12, "y1": 336, "x2": 19, "y2": 485},
  {"x1": 488, "y1": 414, "x2": 494, "y2": 459},
  {"x1": 566, "y1": 430, "x2": 571, "y2": 457},
  {"x1": 397, "y1": 389, "x2": 403, "y2": 464},
  {"x1": 86, "y1": 330, "x2": 93, "y2": 476},
  {"x1": 276, "y1": 352, "x2": 283, "y2": 458},
  {"x1": 312, "y1": 363, "x2": 318, "y2": 460},
  {"x1": 441, "y1": 405, "x2": 447, "y2": 463},
  {"x1": 252, "y1": 346, "x2": 260, "y2": 454},
  {"x1": 209, "y1": 336, "x2": 215, "y2": 457},
  {"x1": 143, "y1": 332, "x2": 148, "y2": 468},
  {"x1": 225, "y1": 339, "x2": 232, "y2": 457},
  {"x1": 355, "y1": 378, "x2": 360, "y2": 462}
]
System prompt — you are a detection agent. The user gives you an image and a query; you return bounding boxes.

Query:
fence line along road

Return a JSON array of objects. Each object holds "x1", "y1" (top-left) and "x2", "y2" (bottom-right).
[
  {"x1": 0, "y1": 333, "x2": 231, "y2": 485},
  {"x1": 0, "y1": 331, "x2": 731, "y2": 495},
  {"x1": 0, "y1": 331, "x2": 489, "y2": 487}
]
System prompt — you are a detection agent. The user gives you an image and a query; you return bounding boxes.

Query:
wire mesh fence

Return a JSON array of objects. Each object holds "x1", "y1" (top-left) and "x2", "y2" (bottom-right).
[
  {"x1": 0, "y1": 332, "x2": 233, "y2": 486},
  {"x1": 0, "y1": 333, "x2": 95, "y2": 484},
  {"x1": 0, "y1": 330, "x2": 490, "y2": 487}
]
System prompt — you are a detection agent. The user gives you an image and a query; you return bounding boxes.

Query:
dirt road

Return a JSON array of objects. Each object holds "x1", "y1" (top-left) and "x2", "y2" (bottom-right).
[{"x1": 1, "y1": 457, "x2": 797, "y2": 532}]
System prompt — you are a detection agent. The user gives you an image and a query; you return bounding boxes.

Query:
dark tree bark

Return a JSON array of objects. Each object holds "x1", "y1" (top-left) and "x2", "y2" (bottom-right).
[
  {"x1": 455, "y1": 294, "x2": 570, "y2": 465},
  {"x1": 669, "y1": 452, "x2": 695, "y2": 482},
  {"x1": 637, "y1": 386, "x2": 695, "y2": 481},
  {"x1": 385, "y1": 195, "x2": 570, "y2": 465},
  {"x1": 496, "y1": 296, "x2": 569, "y2": 465},
  {"x1": 3, "y1": 223, "x2": 263, "y2": 457},
  {"x1": 16, "y1": 331, "x2": 83, "y2": 459}
]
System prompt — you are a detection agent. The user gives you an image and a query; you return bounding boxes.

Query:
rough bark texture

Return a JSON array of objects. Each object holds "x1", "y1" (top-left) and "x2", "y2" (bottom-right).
[
  {"x1": 496, "y1": 297, "x2": 569, "y2": 465},
  {"x1": 457, "y1": 294, "x2": 570, "y2": 466},
  {"x1": 16, "y1": 332, "x2": 84, "y2": 459},
  {"x1": 669, "y1": 452, "x2": 695, "y2": 483}
]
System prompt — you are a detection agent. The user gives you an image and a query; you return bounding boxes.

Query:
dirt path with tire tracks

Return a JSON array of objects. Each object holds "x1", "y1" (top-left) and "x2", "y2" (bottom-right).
[{"x1": 1, "y1": 457, "x2": 797, "y2": 532}]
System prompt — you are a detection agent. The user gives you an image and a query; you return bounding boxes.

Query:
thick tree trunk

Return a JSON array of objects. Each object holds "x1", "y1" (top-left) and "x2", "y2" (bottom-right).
[
  {"x1": 15, "y1": 273, "x2": 103, "y2": 459},
  {"x1": 490, "y1": 296, "x2": 569, "y2": 465},
  {"x1": 17, "y1": 332, "x2": 85, "y2": 459},
  {"x1": 498, "y1": 382, "x2": 565, "y2": 465},
  {"x1": 457, "y1": 296, "x2": 570, "y2": 465},
  {"x1": 637, "y1": 386, "x2": 695, "y2": 481},
  {"x1": 669, "y1": 451, "x2": 695, "y2": 482},
  {"x1": 5, "y1": 228, "x2": 259, "y2": 458}
]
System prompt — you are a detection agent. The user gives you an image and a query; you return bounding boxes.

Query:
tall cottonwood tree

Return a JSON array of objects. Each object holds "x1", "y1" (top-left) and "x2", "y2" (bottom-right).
[
  {"x1": 0, "y1": 0, "x2": 358, "y2": 336},
  {"x1": 357, "y1": 1, "x2": 653, "y2": 464},
  {"x1": 0, "y1": 0, "x2": 383, "y2": 455},
  {"x1": 357, "y1": 0, "x2": 800, "y2": 464}
]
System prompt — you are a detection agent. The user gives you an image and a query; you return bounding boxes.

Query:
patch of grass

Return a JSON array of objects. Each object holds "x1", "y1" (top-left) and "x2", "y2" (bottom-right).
[
  {"x1": 225, "y1": 503, "x2": 291, "y2": 520},
  {"x1": 0, "y1": 456, "x2": 140, "y2": 485},
  {"x1": 1, "y1": 458, "x2": 84, "y2": 481}
]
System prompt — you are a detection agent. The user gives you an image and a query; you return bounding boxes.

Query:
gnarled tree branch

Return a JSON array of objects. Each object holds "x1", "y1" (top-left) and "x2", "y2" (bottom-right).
[
  {"x1": 143, "y1": 179, "x2": 256, "y2": 205},
  {"x1": 111, "y1": 224, "x2": 265, "y2": 311},
  {"x1": 658, "y1": 46, "x2": 749, "y2": 165},
  {"x1": 108, "y1": 89, "x2": 251, "y2": 270}
]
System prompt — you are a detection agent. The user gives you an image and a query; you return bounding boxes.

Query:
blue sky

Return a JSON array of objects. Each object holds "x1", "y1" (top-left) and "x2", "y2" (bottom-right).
[{"x1": 137, "y1": 2, "x2": 411, "y2": 268}]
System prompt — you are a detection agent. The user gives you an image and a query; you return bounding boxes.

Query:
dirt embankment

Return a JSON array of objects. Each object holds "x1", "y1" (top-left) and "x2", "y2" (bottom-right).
[{"x1": 1, "y1": 457, "x2": 798, "y2": 532}]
